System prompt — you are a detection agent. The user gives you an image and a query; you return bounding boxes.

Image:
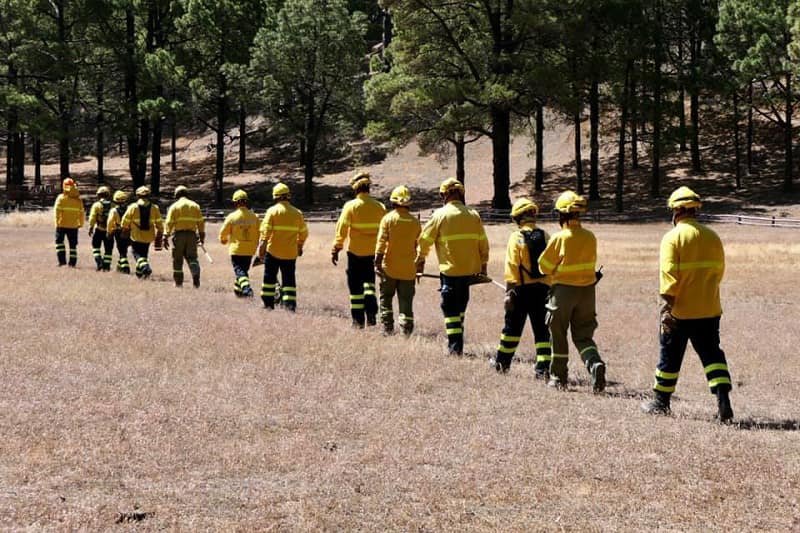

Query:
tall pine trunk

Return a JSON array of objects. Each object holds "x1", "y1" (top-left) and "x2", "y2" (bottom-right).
[
  {"x1": 747, "y1": 82, "x2": 754, "y2": 175},
  {"x1": 171, "y1": 118, "x2": 177, "y2": 171},
  {"x1": 784, "y1": 72, "x2": 793, "y2": 192},
  {"x1": 616, "y1": 60, "x2": 632, "y2": 213},
  {"x1": 733, "y1": 90, "x2": 741, "y2": 190},
  {"x1": 630, "y1": 65, "x2": 639, "y2": 170},
  {"x1": 33, "y1": 136, "x2": 42, "y2": 187},
  {"x1": 216, "y1": 96, "x2": 227, "y2": 207},
  {"x1": 589, "y1": 78, "x2": 600, "y2": 200},
  {"x1": 573, "y1": 94, "x2": 584, "y2": 196},
  {"x1": 238, "y1": 105, "x2": 246, "y2": 173},
  {"x1": 454, "y1": 133, "x2": 465, "y2": 186},
  {"x1": 490, "y1": 105, "x2": 511, "y2": 209},
  {"x1": 535, "y1": 103, "x2": 544, "y2": 192},
  {"x1": 651, "y1": 1, "x2": 663, "y2": 198},
  {"x1": 689, "y1": 33, "x2": 701, "y2": 172},
  {"x1": 303, "y1": 99, "x2": 316, "y2": 204},
  {"x1": 96, "y1": 83, "x2": 105, "y2": 183}
]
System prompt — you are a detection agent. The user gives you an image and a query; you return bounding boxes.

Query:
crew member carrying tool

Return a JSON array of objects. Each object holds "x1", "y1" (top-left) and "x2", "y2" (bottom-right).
[
  {"x1": 121, "y1": 186, "x2": 163, "y2": 279},
  {"x1": 106, "y1": 190, "x2": 131, "y2": 274},
  {"x1": 375, "y1": 185, "x2": 421, "y2": 336},
  {"x1": 257, "y1": 182, "x2": 308, "y2": 311},
  {"x1": 331, "y1": 172, "x2": 386, "y2": 327},
  {"x1": 538, "y1": 190, "x2": 606, "y2": 392},
  {"x1": 220, "y1": 189, "x2": 260, "y2": 297},
  {"x1": 53, "y1": 177, "x2": 85, "y2": 268},
  {"x1": 164, "y1": 185, "x2": 205, "y2": 288},
  {"x1": 493, "y1": 198, "x2": 552, "y2": 376},
  {"x1": 641, "y1": 186, "x2": 734, "y2": 422},
  {"x1": 415, "y1": 178, "x2": 489, "y2": 356},
  {"x1": 88, "y1": 186, "x2": 114, "y2": 271}
]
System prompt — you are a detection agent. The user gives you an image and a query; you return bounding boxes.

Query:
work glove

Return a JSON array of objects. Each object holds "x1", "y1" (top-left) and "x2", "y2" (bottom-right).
[
  {"x1": 198, "y1": 232, "x2": 205, "y2": 247},
  {"x1": 504, "y1": 289, "x2": 516, "y2": 313},
  {"x1": 374, "y1": 254, "x2": 385, "y2": 277},
  {"x1": 88, "y1": 227, "x2": 94, "y2": 237},
  {"x1": 660, "y1": 303, "x2": 677, "y2": 335},
  {"x1": 297, "y1": 244, "x2": 303, "y2": 257},
  {"x1": 595, "y1": 265, "x2": 604, "y2": 283},
  {"x1": 415, "y1": 259, "x2": 425, "y2": 284},
  {"x1": 331, "y1": 248, "x2": 340, "y2": 266}
]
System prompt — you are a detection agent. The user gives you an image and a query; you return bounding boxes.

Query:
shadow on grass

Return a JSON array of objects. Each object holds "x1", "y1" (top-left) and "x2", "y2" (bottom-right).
[{"x1": 732, "y1": 417, "x2": 800, "y2": 432}]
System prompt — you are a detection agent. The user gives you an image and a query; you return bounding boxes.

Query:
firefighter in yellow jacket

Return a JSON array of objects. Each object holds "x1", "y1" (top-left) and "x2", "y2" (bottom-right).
[
  {"x1": 53, "y1": 177, "x2": 85, "y2": 267},
  {"x1": 164, "y1": 185, "x2": 205, "y2": 288},
  {"x1": 375, "y1": 185, "x2": 421, "y2": 336},
  {"x1": 415, "y1": 178, "x2": 489, "y2": 355},
  {"x1": 331, "y1": 172, "x2": 386, "y2": 327},
  {"x1": 121, "y1": 186, "x2": 164, "y2": 279},
  {"x1": 88, "y1": 186, "x2": 114, "y2": 271},
  {"x1": 257, "y1": 183, "x2": 308, "y2": 311},
  {"x1": 220, "y1": 189, "x2": 260, "y2": 297},
  {"x1": 493, "y1": 198, "x2": 552, "y2": 375},
  {"x1": 641, "y1": 186, "x2": 733, "y2": 422},
  {"x1": 538, "y1": 190, "x2": 606, "y2": 392},
  {"x1": 106, "y1": 190, "x2": 131, "y2": 274}
]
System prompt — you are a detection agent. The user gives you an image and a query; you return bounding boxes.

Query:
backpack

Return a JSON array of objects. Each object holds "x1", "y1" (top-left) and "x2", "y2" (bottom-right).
[
  {"x1": 97, "y1": 200, "x2": 112, "y2": 227},
  {"x1": 138, "y1": 202, "x2": 151, "y2": 231},
  {"x1": 518, "y1": 228, "x2": 547, "y2": 280}
]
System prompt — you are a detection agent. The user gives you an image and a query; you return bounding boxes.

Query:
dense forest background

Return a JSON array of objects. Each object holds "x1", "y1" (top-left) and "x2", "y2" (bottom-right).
[{"x1": 2, "y1": 0, "x2": 800, "y2": 210}]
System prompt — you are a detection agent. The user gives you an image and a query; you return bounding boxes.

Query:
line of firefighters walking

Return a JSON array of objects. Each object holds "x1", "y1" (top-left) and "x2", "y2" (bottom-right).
[{"x1": 51, "y1": 175, "x2": 734, "y2": 423}]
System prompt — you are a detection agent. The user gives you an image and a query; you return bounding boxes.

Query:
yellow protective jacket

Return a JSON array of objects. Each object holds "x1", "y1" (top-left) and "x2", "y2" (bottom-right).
[
  {"x1": 121, "y1": 200, "x2": 163, "y2": 244},
  {"x1": 504, "y1": 223, "x2": 551, "y2": 286},
  {"x1": 220, "y1": 207, "x2": 260, "y2": 256},
  {"x1": 260, "y1": 201, "x2": 308, "y2": 260},
  {"x1": 416, "y1": 200, "x2": 489, "y2": 277},
  {"x1": 89, "y1": 200, "x2": 112, "y2": 232},
  {"x1": 660, "y1": 218, "x2": 724, "y2": 319},
  {"x1": 165, "y1": 197, "x2": 205, "y2": 236},
  {"x1": 538, "y1": 220, "x2": 597, "y2": 287},
  {"x1": 332, "y1": 192, "x2": 386, "y2": 257},
  {"x1": 53, "y1": 190, "x2": 85, "y2": 229},
  {"x1": 375, "y1": 207, "x2": 421, "y2": 281},
  {"x1": 106, "y1": 204, "x2": 127, "y2": 235}
]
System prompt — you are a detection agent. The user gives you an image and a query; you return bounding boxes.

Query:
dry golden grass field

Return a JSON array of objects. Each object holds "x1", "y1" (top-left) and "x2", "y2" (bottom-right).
[{"x1": 1, "y1": 213, "x2": 799, "y2": 531}]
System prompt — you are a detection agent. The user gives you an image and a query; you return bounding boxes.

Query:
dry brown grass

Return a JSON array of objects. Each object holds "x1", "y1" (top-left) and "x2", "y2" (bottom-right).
[{"x1": 1, "y1": 219, "x2": 799, "y2": 531}]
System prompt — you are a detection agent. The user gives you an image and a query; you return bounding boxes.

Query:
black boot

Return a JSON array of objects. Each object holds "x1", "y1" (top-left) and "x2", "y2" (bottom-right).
[
  {"x1": 716, "y1": 388, "x2": 734, "y2": 423},
  {"x1": 641, "y1": 391, "x2": 671, "y2": 415}
]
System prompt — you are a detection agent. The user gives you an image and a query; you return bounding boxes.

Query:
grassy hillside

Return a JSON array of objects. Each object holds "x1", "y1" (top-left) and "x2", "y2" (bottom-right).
[{"x1": 1, "y1": 215, "x2": 798, "y2": 530}]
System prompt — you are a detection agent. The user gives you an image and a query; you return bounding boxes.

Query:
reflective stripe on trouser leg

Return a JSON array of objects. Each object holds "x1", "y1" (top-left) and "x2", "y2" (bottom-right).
[
  {"x1": 56, "y1": 242, "x2": 67, "y2": 264},
  {"x1": 68, "y1": 248, "x2": 78, "y2": 266},
  {"x1": 379, "y1": 275, "x2": 397, "y2": 331},
  {"x1": 117, "y1": 257, "x2": 130, "y2": 272},
  {"x1": 704, "y1": 363, "x2": 732, "y2": 392},
  {"x1": 235, "y1": 276, "x2": 251, "y2": 294},
  {"x1": 281, "y1": 286, "x2": 297, "y2": 310},
  {"x1": 188, "y1": 260, "x2": 200, "y2": 277},
  {"x1": 653, "y1": 369, "x2": 680, "y2": 394},
  {"x1": 398, "y1": 313, "x2": 413, "y2": 334},
  {"x1": 579, "y1": 345, "x2": 602, "y2": 372},
  {"x1": 261, "y1": 283, "x2": 276, "y2": 298},
  {"x1": 103, "y1": 254, "x2": 112, "y2": 268},
  {"x1": 396, "y1": 279, "x2": 415, "y2": 334},
  {"x1": 536, "y1": 342, "x2": 553, "y2": 365},
  {"x1": 445, "y1": 315, "x2": 463, "y2": 354}
]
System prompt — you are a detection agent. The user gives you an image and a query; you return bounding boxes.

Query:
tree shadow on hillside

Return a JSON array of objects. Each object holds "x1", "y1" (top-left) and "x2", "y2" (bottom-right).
[{"x1": 513, "y1": 110, "x2": 800, "y2": 218}]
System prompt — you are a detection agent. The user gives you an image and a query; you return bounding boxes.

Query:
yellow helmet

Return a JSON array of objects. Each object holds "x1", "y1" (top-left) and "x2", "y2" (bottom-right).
[
  {"x1": 667, "y1": 186, "x2": 702, "y2": 210},
  {"x1": 232, "y1": 189, "x2": 248, "y2": 203},
  {"x1": 389, "y1": 185, "x2": 412, "y2": 206},
  {"x1": 174, "y1": 185, "x2": 189, "y2": 198},
  {"x1": 511, "y1": 198, "x2": 538, "y2": 219},
  {"x1": 113, "y1": 190, "x2": 128, "y2": 203},
  {"x1": 96, "y1": 186, "x2": 111, "y2": 198},
  {"x1": 62, "y1": 178, "x2": 76, "y2": 191},
  {"x1": 272, "y1": 182, "x2": 291, "y2": 199},
  {"x1": 439, "y1": 177, "x2": 464, "y2": 195},
  {"x1": 350, "y1": 171, "x2": 371, "y2": 190},
  {"x1": 554, "y1": 190, "x2": 587, "y2": 214},
  {"x1": 135, "y1": 185, "x2": 150, "y2": 197}
]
